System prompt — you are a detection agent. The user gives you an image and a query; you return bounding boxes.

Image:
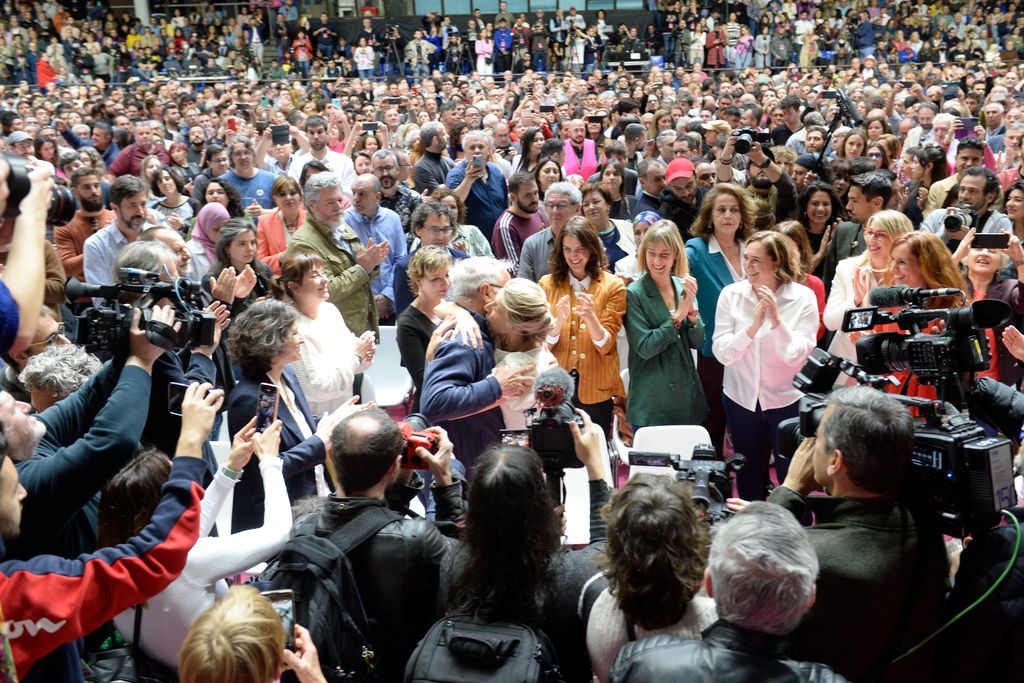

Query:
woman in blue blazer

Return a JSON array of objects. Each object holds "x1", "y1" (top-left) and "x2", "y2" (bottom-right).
[
  {"x1": 227, "y1": 299, "x2": 340, "y2": 533},
  {"x1": 684, "y1": 184, "x2": 757, "y2": 455}
]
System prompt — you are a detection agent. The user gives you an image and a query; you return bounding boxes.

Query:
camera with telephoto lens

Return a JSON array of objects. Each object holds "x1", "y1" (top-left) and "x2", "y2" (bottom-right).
[
  {"x1": 629, "y1": 445, "x2": 744, "y2": 524},
  {"x1": 2, "y1": 153, "x2": 77, "y2": 226},
  {"x1": 64, "y1": 270, "x2": 217, "y2": 355},
  {"x1": 528, "y1": 367, "x2": 585, "y2": 471},
  {"x1": 731, "y1": 127, "x2": 773, "y2": 154},
  {"x1": 398, "y1": 413, "x2": 440, "y2": 470},
  {"x1": 776, "y1": 348, "x2": 1017, "y2": 538},
  {"x1": 944, "y1": 204, "x2": 979, "y2": 234}
]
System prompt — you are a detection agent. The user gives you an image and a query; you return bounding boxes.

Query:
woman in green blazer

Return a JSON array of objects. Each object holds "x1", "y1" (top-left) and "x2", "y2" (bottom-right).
[{"x1": 625, "y1": 221, "x2": 709, "y2": 429}]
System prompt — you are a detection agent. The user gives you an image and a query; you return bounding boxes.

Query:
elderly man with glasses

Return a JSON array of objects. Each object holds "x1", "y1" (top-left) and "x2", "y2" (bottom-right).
[
  {"x1": 0, "y1": 307, "x2": 69, "y2": 404},
  {"x1": 372, "y1": 149, "x2": 423, "y2": 236}
]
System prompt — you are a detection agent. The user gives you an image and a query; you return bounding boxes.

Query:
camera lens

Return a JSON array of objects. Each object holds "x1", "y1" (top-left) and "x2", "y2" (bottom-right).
[
  {"x1": 944, "y1": 211, "x2": 966, "y2": 233},
  {"x1": 734, "y1": 133, "x2": 753, "y2": 154},
  {"x1": 48, "y1": 184, "x2": 77, "y2": 227},
  {"x1": 1, "y1": 153, "x2": 30, "y2": 219}
]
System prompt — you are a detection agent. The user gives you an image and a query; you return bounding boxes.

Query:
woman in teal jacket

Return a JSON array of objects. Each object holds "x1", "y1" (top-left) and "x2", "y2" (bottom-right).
[{"x1": 625, "y1": 221, "x2": 708, "y2": 429}]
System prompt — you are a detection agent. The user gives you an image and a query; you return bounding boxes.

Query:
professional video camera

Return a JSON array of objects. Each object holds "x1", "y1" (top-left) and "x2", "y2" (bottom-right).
[
  {"x1": 776, "y1": 348, "x2": 1016, "y2": 537},
  {"x1": 64, "y1": 270, "x2": 217, "y2": 355},
  {"x1": 526, "y1": 366, "x2": 585, "y2": 471},
  {"x1": 821, "y1": 88, "x2": 864, "y2": 127},
  {"x1": 840, "y1": 285, "x2": 1011, "y2": 390},
  {"x1": 731, "y1": 127, "x2": 773, "y2": 154},
  {"x1": 944, "y1": 204, "x2": 979, "y2": 233},
  {"x1": 3, "y1": 153, "x2": 77, "y2": 226},
  {"x1": 397, "y1": 413, "x2": 440, "y2": 470},
  {"x1": 630, "y1": 445, "x2": 744, "y2": 524}
]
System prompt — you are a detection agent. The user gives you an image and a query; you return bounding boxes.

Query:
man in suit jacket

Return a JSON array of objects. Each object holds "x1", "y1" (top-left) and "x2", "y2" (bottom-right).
[
  {"x1": 420, "y1": 258, "x2": 534, "y2": 474},
  {"x1": 821, "y1": 172, "x2": 892, "y2": 297}
]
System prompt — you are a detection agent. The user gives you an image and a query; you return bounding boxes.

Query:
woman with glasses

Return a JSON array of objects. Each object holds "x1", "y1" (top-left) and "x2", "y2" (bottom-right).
[
  {"x1": 281, "y1": 252, "x2": 375, "y2": 415},
  {"x1": 867, "y1": 141, "x2": 891, "y2": 170},
  {"x1": 393, "y1": 200, "x2": 469, "y2": 317},
  {"x1": 429, "y1": 187, "x2": 494, "y2": 258},
  {"x1": 257, "y1": 176, "x2": 306, "y2": 276}
]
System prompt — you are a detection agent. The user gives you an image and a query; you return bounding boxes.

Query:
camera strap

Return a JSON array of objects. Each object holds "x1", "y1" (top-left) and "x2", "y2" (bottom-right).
[{"x1": 860, "y1": 505, "x2": 929, "y2": 683}]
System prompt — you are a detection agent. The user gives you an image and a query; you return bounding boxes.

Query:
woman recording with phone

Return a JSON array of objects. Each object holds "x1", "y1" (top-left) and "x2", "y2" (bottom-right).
[{"x1": 712, "y1": 231, "x2": 818, "y2": 501}]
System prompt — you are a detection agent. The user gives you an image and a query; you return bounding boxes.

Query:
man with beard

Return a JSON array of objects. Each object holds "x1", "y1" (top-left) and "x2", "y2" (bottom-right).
[
  {"x1": 563, "y1": 118, "x2": 600, "y2": 181},
  {"x1": 287, "y1": 114, "x2": 356, "y2": 190},
  {"x1": 139, "y1": 226, "x2": 194, "y2": 279},
  {"x1": 106, "y1": 120, "x2": 170, "y2": 180},
  {"x1": 491, "y1": 171, "x2": 543, "y2": 275},
  {"x1": 658, "y1": 158, "x2": 705, "y2": 239},
  {"x1": 715, "y1": 137, "x2": 797, "y2": 231},
  {"x1": 55, "y1": 167, "x2": 115, "y2": 280},
  {"x1": 83, "y1": 176, "x2": 157, "y2": 290},
  {"x1": 372, "y1": 149, "x2": 423, "y2": 235},
  {"x1": 287, "y1": 173, "x2": 389, "y2": 336},
  {"x1": 185, "y1": 123, "x2": 207, "y2": 165}
]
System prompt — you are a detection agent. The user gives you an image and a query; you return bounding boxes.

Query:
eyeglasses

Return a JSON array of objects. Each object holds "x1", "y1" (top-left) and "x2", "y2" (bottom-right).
[
  {"x1": 545, "y1": 202, "x2": 574, "y2": 210},
  {"x1": 27, "y1": 323, "x2": 64, "y2": 348},
  {"x1": 424, "y1": 227, "x2": 455, "y2": 235},
  {"x1": 868, "y1": 152, "x2": 884, "y2": 159},
  {"x1": 372, "y1": 164, "x2": 397, "y2": 174}
]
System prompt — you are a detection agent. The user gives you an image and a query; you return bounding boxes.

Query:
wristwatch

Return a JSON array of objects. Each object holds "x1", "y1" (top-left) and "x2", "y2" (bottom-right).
[
  {"x1": 753, "y1": 157, "x2": 771, "y2": 169},
  {"x1": 219, "y1": 464, "x2": 242, "y2": 480}
]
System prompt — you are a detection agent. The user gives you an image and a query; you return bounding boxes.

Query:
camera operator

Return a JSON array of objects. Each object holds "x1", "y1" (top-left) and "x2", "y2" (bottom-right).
[
  {"x1": 608, "y1": 503, "x2": 847, "y2": 683},
  {"x1": 767, "y1": 386, "x2": 948, "y2": 683},
  {"x1": 0, "y1": 381, "x2": 220, "y2": 682},
  {"x1": 715, "y1": 136, "x2": 798, "y2": 229},
  {"x1": 921, "y1": 167, "x2": 1011, "y2": 248},
  {"x1": 0, "y1": 160, "x2": 55, "y2": 357}
]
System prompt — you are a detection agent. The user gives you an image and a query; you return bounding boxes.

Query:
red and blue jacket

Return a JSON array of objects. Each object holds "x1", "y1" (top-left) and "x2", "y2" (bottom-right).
[{"x1": 0, "y1": 456, "x2": 205, "y2": 681}]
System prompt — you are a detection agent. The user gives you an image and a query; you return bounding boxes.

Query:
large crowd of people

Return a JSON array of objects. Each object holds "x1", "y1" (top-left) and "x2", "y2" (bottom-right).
[{"x1": 2, "y1": 0, "x2": 1024, "y2": 681}]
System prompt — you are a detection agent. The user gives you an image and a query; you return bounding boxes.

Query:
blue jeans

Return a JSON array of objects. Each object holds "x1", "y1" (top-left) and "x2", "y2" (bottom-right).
[
  {"x1": 859, "y1": 46, "x2": 876, "y2": 58},
  {"x1": 357, "y1": 68, "x2": 374, "y2": 78},
  {"x1": 722, "y1": 394, "x2": 800, "y2": 501}
]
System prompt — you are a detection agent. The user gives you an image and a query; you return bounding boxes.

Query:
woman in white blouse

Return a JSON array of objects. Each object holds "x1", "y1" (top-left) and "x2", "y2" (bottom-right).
[
  {"x1": 100, "y1": 417, "x2": 290, "y2": 670},
  {"x1": 823, "y1": 210, "x2": 913, "y2": 364},
  {"x1": 712, "y1": 231, "x2": 818, "y2": 501},
  {"x1": 281, "y1": 252, "x2": 376, "y2": 415}
]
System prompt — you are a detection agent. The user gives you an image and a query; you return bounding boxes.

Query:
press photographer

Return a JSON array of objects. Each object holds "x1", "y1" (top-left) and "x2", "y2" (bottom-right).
[
  {"x1": 768, "y1": 386, "x2": 949, "y2": 683},
  {"x1": 921, "y1": 167, "x2": 1011, "y2": 244}
]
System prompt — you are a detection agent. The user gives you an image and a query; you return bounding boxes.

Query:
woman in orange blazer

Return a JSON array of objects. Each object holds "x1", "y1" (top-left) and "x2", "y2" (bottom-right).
[
  {"x1": 539, "y1": 216, "x2": 627, "y2": 437},
  {"x1": 257, "y1": 175, "x2": 306, "y2": 276}
]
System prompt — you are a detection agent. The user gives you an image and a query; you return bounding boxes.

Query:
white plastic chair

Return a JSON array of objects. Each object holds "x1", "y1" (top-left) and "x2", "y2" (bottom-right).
[
  {"x1": 365, "y1": 326, "x2": 413, "y2": 409},
  {"x1": 627, "y1": 425, "x2": 713, "y2": 480}
]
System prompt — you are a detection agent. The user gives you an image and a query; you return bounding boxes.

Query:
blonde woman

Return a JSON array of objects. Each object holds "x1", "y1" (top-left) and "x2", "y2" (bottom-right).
[
  {"x1": 179, "y1": 585, "x2": 325, "y2": 683},
  {"x1": 625, "y1": 220, "x2": 707, "y2": 430},
  {"x1": 823, "y1": 210, "x2": 914, "y2": 363}
]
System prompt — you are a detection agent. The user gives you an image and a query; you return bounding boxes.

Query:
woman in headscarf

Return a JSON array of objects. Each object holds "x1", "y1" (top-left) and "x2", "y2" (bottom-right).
[{"x1": 188, "y1": 202, "x2": 230, "y2": 280}]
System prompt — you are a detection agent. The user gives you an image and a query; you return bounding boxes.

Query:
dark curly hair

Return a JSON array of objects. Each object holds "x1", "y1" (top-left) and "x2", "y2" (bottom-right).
[
  {"x1": 450, "y1": 445, "x2": 562, "y2": 624},
  {"x1": 97, "y1": 447, "x2": 172, "y2": 547},
  {"x1": 228, "y1": 299, "x2": 300, "y2": 378},
  {"x1": 600, "y1": 474, "x2": 709, "y2": 630},
  {"x1": 547, "y1": 216, "x2": 607, "y2": 284},
  {"x1": 204, "y1": 177, "x2": 246, "y2": 218}
]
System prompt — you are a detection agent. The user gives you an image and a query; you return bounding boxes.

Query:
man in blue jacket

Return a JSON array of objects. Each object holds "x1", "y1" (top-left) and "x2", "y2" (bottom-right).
[
  {"x1": 494, "y1": 18, "x2": 513, "y2": 72},
  {"x1": 420, "y1": 258, "x2": 533, "y2": 474}
]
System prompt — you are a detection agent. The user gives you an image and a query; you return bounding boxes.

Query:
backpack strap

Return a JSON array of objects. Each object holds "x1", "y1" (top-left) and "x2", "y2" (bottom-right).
[
  {"x1": 578, "y1": 572, "x2": 609, "y2": 627},
  {"x1": 318, "y1": 504, "x2": 403, "y2": 555},
  {"x1": 625, "y1": 619, "x2": 638, "y2": 643}
]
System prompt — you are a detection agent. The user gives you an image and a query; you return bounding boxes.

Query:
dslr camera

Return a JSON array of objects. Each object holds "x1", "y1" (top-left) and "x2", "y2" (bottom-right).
[
  {"x1": 629, "y1": 445, "x2": 744, "y2": 524},
  {"x1": 731, "y1": 127, "x2": 773, "y2": 154},
  {"x1": 944, "y1": 204, "x2": 979, "y2": 234},
  {"x1": 64, "y1": 270, "x2": 217, "y2": 355},
  {"x1": 2, "y1": 153, "x2": 77, "y2": 226}
]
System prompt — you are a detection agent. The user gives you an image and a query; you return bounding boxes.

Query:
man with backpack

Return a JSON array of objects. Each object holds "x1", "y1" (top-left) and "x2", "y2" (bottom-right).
[{"x1": 267, "y1": 408, "x2": 463, "y2": 682}]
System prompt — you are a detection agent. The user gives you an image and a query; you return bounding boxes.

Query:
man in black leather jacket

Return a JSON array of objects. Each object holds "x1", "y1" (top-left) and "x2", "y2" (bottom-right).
[
  {"x1": 609, "y1": 503, "x2": 848, "y2": 683},
  {"x1": 315, "y1": 407, "x2": 464, "y2": 682}
]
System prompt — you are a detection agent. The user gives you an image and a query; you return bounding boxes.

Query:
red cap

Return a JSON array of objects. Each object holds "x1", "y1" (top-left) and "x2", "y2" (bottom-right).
[{"x1": 665, "y1": 158, "x2": 695, "y2": 183}]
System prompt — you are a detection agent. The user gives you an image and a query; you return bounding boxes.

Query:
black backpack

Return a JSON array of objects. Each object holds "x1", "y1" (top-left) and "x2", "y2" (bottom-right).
[
  {"x1": 264, "y1": 505, "x2": 400, "y2": 683},
  {"x1": 403, "y1": 614, "x2": 565, "y2": 683}
]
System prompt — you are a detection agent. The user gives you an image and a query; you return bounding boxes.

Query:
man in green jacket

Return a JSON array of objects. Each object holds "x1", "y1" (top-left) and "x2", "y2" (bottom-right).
[
  {"x1": 767, "y1": 385, "x2": 948, "y2": 683},
  {"x1": 285, "y1": 172, "x2": 389, "y2": 338}
]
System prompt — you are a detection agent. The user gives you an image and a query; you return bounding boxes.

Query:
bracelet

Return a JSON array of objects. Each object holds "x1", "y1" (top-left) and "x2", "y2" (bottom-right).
[
  {"x1": 219, "y1": 464, "x2": 242, "y2": 480},
  {"x1": 719, "y1": 155, "x2": 734, "y2": 164}
]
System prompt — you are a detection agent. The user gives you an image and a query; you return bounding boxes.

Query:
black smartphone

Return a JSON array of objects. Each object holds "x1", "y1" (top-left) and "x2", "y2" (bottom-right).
[
  {"x1": 972, "y1": 232, "x2": 1011, "y2": 250},
  {"x1": 956, "y1": 117, "x2": 979, "y2": 139},
  {"x1": 587, "y1": 115, "x2": 604, "y2": 125},
  {"x1": 842, "y1": 307, "x2": 878, "y2": 333},
  {"x1": 271, "y1": 124, "x2": 290, "y2": 146},
  {"x1": 256, "y1": 382, "x2": 279, "y2": 433},
  {"x1": 943, "y1": 83, "x2": 961, "y2": 100},
  {"x1": 900, "y1": 80, "x2": 914, "y2": 88},
  {"x1": 629, "y1": 451, "x2": 674, "y2": 467},
  {"x1": 362, "y1": 121, "x2": 379, "y2": 132},
  {"x1": 388, "y1": 97, "x2": 401, "y2": 106},
  {"x1": 261, "y1": 589, "x2": 296, "y2": 649},
  {"x1": 540, "y1": 104, "x2": 554, "y2": 113},
  {"x1": 167, "y1": 382, "x2": 189, "y2": 416},
  {"x1": 820, "y1": 90, "x2": 838, "y2": 99},
  {"x1": 500, "y1": 429, "x2": 531, "y2": 448}
]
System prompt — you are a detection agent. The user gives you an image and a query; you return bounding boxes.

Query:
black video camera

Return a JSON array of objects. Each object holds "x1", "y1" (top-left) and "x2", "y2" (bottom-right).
[
  {"x1": 527, "y1": 367, "x2": 585, "y2": 471},
  {"x1": 776, "y1": 349, "x2": 1017, "y2": 537},
  {"x1": 630, "y1": 445, "x2": 744, "y2": 524},
  {"x1": 731, "y1": 127, "x2": 773, "y2": 154},
  {"x1": 65, "y1": 270, "x2": 217, "y2": 355}
]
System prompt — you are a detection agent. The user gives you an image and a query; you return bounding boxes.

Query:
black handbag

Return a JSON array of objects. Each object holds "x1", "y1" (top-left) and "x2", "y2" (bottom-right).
[{"x1": 85, "y1": 606, "x2": 178, "y2": 683}]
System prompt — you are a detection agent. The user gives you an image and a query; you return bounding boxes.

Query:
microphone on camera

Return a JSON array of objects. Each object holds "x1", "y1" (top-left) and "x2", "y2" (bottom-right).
[
  {"x1": 533, "y1": 366, "x2": 575, "y2": 409},
  {"x1": 868, "y1": 285, "x2": 963, "y2": 307}
]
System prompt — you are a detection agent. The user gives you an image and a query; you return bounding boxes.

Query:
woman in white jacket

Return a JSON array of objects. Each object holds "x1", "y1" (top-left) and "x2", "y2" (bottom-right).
[
  {"x1": 99, "y1": 418, "x2": 291, "y2": 670},
  {"x1": 712, "y1": 231, "x2": 817, "y2": 502},
  {"x1": 823, "y1": 210, "x2": 913, "y2": 364},
  {"x1": 281, "y1": 252, "x2": 376, "y2": 415}
]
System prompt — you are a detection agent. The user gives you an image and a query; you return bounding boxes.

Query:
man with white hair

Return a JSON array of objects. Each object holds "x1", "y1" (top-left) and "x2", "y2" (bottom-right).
[
  {"x1": 609, "y1": 502, "x2": 846, "y2": 682},
  {"x1": 420, "y1": 259, "x2": 535, "y2": 472},
  {"x1": 445, "y1": 130, "x2": 509, "y2": 242}
]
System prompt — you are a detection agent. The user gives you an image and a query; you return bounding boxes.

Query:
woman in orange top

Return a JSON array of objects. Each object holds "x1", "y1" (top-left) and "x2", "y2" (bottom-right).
[
  {"x1": 539, "y1": 217, "x2": 627, "y2": 436},
  {"x1": 257, "y1": 175, "x2": 306, "y2": 276}
]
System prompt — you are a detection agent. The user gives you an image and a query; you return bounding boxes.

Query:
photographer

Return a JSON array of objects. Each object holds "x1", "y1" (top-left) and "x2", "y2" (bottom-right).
[
  {"x1": 0, "y1": 161, "x2": 55, "y2": 357},
  {"x1": 921, "y1": 167, "x2": 1011, "y2": 247},
  {"x1": 767, "y1": 386, "x2": 949, "y2": 683},
  {"x1": 715, "y1": 136, "x2": 798, "y2": 229}
]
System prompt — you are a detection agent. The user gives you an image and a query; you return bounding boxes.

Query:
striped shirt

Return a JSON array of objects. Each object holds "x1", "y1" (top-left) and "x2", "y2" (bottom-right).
[{"x1": 491, "y1": 209, "x2": 545, "y2": 275}]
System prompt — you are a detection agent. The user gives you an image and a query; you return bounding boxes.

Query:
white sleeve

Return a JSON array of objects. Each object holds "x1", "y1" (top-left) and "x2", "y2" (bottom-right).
[
  {"x1": 711, "y1": 287, "x2": 756, "y2": 366},
  {"x1": 182, "y1": 458, "x2": 292, "y2": 588},
  {"x1": 198, "y1": 468, "x2": 237, "y2": 538},
  {"x1": 823, "y1": 260, "x2": 855, "y2": 331},
  {"x1": 769, "y1": 291, "x2": 820, "y2": 367},
  {"x1": 293, "y1": 310, "x2": 361, "y2": 404}
]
